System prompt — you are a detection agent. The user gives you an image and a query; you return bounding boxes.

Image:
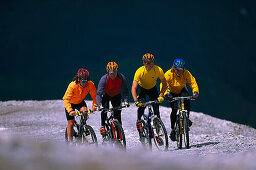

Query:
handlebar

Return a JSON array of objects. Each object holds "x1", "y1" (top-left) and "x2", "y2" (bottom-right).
[
  {"x1": 142, "y1": 100, "x2": 159, "y2": 107},
  {"x1": 98, "y1": 104, "x2": 130, "y2": 112},
  {"x1": 169, "y1": 96, "x2": 195, "y2": 103},
  {"x1": 75, "y1": 109, "x2": 94, "y2": 116}
]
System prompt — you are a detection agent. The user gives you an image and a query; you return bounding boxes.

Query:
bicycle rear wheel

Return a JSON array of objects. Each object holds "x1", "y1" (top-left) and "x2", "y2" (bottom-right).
[
  {"x1": 112, "y1": 121, "x2": 126, "y2": 150},
  {"x1": 81, "y1": 125, "x2": 98, "y2": 146},
  {"x1": 175, "y1": 115, "x2": 182, "y2": 149},
  {"x1": 152, "y1": 117, "x2": 168, "y2": 151},
  {"x1": 183, "y1": 112, "x2": 189, "y2": 149}
]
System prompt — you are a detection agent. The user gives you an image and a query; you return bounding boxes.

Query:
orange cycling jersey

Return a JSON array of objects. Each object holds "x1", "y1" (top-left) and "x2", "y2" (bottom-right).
[
  {"x1": 164, "y1": 68, "x2": 199, "y2": 94},
  {"x1": 63, "y1": 81, "x2": 97, "y2": 113}
]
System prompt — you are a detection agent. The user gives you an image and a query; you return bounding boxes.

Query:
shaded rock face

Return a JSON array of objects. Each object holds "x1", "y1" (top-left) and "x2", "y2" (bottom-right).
[{"x1": 0, "y1": 100, "x2": 256, "y2": 170}]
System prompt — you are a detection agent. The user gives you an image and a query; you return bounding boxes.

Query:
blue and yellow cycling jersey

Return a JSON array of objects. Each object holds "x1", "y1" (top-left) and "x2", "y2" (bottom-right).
[{"x1": 164, "y1": 68, "x2": 199, "y2": 94}]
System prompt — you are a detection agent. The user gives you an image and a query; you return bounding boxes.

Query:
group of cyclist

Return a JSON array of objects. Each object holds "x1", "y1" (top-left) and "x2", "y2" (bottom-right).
[{"x1": 63, "y1": 53, "x2": 199, "y2": 143}]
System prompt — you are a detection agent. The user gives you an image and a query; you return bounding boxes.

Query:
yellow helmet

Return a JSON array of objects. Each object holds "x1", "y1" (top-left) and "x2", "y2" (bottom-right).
[
  {"x1": 142, "y1": 53, "x2": 155, "y2": 62},
  {"x1": 106, "y1": 61, "x2": 118, "y2": 72}
]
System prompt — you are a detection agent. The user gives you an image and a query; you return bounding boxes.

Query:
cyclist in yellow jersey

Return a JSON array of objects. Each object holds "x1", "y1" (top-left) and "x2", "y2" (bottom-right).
[
  {"x1": 131, "y1": 53, "x2": 167, "y2": 140},
  {"x1": 162, "y1": 58, "x2": 199, "y2": 141},
  {"x1": 63, "y1": 68, "x2": 97, "y2": 143}
]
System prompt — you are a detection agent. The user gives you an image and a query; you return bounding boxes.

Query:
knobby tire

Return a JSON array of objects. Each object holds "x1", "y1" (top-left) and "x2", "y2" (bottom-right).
[{"x1": 152, "y1": 117, "x2": 169, "y2": 151}]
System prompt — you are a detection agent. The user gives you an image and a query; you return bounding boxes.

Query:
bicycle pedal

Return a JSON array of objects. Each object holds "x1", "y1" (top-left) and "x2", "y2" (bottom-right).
[{"x1": 73, "y1": 132, "x2": 78, "y2": 137}]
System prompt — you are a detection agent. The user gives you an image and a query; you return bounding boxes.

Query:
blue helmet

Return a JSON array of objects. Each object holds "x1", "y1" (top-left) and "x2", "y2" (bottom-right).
[{"x1": 173, "y1": 58, "x2": 185, "y2": 70}]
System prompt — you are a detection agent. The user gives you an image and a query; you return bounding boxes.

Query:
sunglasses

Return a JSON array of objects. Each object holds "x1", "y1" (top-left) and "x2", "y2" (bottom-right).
[
  {"x1": 174, "y1": 67, "x2": 184, "y2": 71},
  {"x1": 108, "y1": 70, "x2": 117, "y2": 73},
  {"x1": 80, "y1": 79, "x2": 88, "y2": 83},
  {"x1": 143, "y1": 61, "x2": 153, "y2": 65}
]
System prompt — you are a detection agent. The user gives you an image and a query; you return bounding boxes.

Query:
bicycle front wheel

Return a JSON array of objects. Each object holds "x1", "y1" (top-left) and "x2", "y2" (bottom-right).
[
  {"x1": 65, "y1": 123, "x2": 79, "y2": 144},
  {"x1": 112, "y1": 121, "x2": 126, "y2": 150},
  {"x1": 81, "y1": 125, "x2": 98, "y2": 146},
  {"x1": 152, "y1": 117, "x2": 169, "y2": 151},
  {"x1": 139, "y1": 120, "x2": 152, "y2": 150},
  {"x1": 175, "y1": 115, "x2": 182, "y2": 149},
  {"x1": 183, "y1": 112, "x2": 189, "y2": 149}
]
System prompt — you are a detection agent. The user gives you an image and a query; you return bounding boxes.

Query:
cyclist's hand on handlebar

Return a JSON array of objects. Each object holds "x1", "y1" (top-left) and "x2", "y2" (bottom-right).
[
  {"x1": 124, "y1": 98, "x2": 130, "y2": 107},
  {"x1": 69, "y1": 110, "x2": 76, "y2": 116},
  {"x1": 193, "y1": 92, "x2": 199, "y2": 99},
  {"x1": 135, "y1": 100, "x2": 143, "y2": 107},
  {"x1": 164, "y1": 92, "x2": 173, "y2": 101},
  {"x1": 91, "y1": 105, "x2": 97, "y2": 112},
  {"x1": 157, "y1": 96, "x2": 165, "y2": 103}
]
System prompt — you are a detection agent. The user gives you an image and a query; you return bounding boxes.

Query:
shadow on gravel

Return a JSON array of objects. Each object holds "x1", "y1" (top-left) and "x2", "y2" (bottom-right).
[{"x1": 190, "y1": 142, "x2": 220, "y2": 148}]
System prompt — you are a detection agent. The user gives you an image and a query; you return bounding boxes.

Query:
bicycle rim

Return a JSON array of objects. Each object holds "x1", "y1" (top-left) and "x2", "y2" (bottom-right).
[
  {"x1": 175, "y1": 117, "x2": 182, "y2": 149},
  {"x1": 65, "y1": 124, "x2": 78, "y2": 144},
  {"x1": 102, "y1": 125, "x2": 113, "y2": 146},
  {"x1": 112, "y1": 121, "x2": 126, "y2": 150},
  {"x1": 81, "y1": 125, "x2": 98, "y2": 146},
  {"x1": 183, "y1": 113, "x2": 189, "y2": 149},
  {"x1": 152, "y1": 117, "x2": 168, "y2": 151},
  {"x1": 140, "y1": 120, "x2": 152, "y2": 150}
]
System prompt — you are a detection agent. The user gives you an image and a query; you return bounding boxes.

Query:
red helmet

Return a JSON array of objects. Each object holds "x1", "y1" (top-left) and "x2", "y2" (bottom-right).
[{"x1": 77, "y1": 68, "x2": 90, "y2": 81}]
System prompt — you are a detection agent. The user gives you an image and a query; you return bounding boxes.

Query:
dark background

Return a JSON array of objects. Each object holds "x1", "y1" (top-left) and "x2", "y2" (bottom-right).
[{"x1": 1, "y1": 0, "x2": 256, "y2": 128}]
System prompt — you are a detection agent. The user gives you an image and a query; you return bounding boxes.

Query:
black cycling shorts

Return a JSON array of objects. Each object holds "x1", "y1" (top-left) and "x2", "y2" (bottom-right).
[{"x1": 65, "y1": 100, "x2": 87, "y2": 120}]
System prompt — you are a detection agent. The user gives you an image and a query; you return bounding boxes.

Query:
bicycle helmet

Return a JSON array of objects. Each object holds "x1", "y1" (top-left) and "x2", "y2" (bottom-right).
[
  {"x1": 142, "y1": 53, "x2": 154, "y2": 62},
  {"x1": 106, "y1": 61, "x2": 118, "y2": 73},
  {"x1": 77, "y1": 68, "x2": 90, "y2": 81},
  {"x1": 173, "y1": 58, "x2": 185, "y2": 70}
]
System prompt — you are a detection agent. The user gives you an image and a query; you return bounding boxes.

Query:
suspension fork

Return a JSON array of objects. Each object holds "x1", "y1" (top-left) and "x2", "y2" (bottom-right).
[{"x1": 151, "y1": 116, "x2": 158, "y2": 137}]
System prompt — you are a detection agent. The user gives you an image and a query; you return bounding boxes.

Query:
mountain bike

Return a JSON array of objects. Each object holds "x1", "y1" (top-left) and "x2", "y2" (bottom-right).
[
  {"x1": 98, "y1": 104, "x2": 129, "y2": 150},
  {"x1": 65, "y1": 110, "x2": 98, "y2": 146},
  {"x1": 139, "y1": 100, "x2": 168, "y2": 151},
  {"x1": 169, "y1": 96, "x2": 195, "y2": 149}
]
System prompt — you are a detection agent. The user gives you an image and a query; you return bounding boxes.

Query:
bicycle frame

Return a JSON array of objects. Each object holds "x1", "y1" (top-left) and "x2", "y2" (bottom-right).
[
  {"x1": 99, "y1": 105, "x2": 128, "y2": 147},
  {"x1": 140, "y1": 100, "x2": 169, "y2": 151},
  {"x1": 74, "y1": 111, "x2": 89, "y2": 137},
  {"x1": 170, "y1": 96, "x2": 194, "y2": 149},
  {"x1": 142, "y1": 102, "x2": 157, "y2": 139}
]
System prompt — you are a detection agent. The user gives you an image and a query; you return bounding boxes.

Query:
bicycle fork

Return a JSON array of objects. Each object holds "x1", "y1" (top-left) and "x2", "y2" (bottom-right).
[{"x1": 111, "y1": 120, "x2": 123, "y2": 141}]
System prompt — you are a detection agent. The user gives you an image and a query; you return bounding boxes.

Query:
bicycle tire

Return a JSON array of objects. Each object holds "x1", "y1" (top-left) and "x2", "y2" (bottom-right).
[
  {"x1": 112, "y1": 121, "x2": 126, "y2": 150},
  {"x1": 102, "y1": 124, "x2": 113, "y2": 145},
  {"x1": 139, "y1": 120, "x2": 152, "y2": 150},
  {"x1": 175, "y1": 115, "x2": 182, "y2": 149},
  {"x1": 152, "y1": 117, "x2": 169, "y2": 151},
  {"x1": 81, "y1": 125, "x2": 98, "y2": 146},
  {"x1": 65, "y1": 122, "x2": 79, "y2": 144},
  {"x1": 183, "y1": 111, "x2": 189, "y2": 149}
]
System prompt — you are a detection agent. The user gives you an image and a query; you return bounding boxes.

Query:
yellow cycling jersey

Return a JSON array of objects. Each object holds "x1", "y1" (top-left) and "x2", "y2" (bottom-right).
[
  {"x1": 164, "y1": 68, "x2": 199, "y2": 94},
  {"x1": 133, "y1": 65, "x2": 165, "y2": 89}
]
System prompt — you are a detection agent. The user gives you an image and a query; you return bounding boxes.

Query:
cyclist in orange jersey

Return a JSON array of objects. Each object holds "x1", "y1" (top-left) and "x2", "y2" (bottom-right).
[
  {"x1": 63, "y1": 68, "x2": 97, "y2": 143},
  {"x1": 162, "y1": 58, "x2": 199, "y2": 141}
]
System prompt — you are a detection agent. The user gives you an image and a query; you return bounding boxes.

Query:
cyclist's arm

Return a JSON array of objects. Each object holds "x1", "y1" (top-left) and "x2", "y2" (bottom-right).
[
  {"x1": 119, "y1": 73, "x2": 129, "y2": 101},
  {"x1": 185, "y1": 70, "x2": 199, "y2": 94},
  {"x1": 159, "y1": 77, "x2": 167, "y2": 97},
  {"x1": 88, "y1": 81, "x2": 98, "y2": 108},
  {"x1": 131, "y1": 80, "x2": 138, "y2": 102},
  {"x1": 96, "y1": 75, "x2": 108, "y2": 105},
  {"x1": 63, "y1": 82, "x2": 74, "y2": 113},
  {"x1": 158, "y1": 67, "x2": 167, "y2": 96}
]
